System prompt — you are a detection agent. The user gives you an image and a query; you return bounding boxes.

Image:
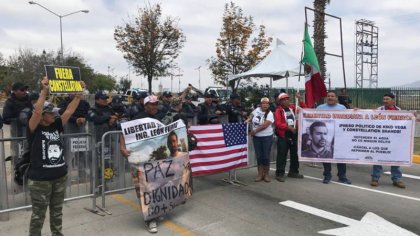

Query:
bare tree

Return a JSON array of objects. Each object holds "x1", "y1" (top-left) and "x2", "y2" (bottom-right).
[
  {"x1": 114, "y1": 3, "x2": 186, "y2": 93},
  {"x1": 208, "y1": 2, "x2": 272, "y2": 92}
]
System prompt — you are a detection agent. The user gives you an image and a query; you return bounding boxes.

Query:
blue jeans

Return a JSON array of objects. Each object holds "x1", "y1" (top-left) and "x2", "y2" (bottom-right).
[
  {"x1": 323, "y1": 163, "x2": 347, "y2": 180},
  {"x1": 253, "y1": 135, "x2": 273, "y2": 166},
  {"x1": 371, "y1": 165, "x2": 402, "y2": 182}
]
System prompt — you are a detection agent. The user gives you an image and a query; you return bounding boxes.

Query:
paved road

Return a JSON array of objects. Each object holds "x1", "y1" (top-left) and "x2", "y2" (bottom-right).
[{"x1": 1, "y1": 162, "x2": 419, "y2": 235}]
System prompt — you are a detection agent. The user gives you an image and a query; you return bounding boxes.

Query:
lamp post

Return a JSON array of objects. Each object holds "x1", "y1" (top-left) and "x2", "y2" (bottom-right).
[
  {"x1": 28, "y1": 1, "x2": 89, "y2": 64},
  {"x1": 195, "y1": 66, "x2": 201, "y2": 90}
]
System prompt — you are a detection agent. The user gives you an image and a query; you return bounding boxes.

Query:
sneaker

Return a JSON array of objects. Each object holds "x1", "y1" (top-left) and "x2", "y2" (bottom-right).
[
  {"x1": 322, "y1": 178, "x2": 331, "y2": 184},
  {"x1": 146, "y1": 220, "x2": 158, "y2": 234},
  {"x1": 339, "y1": 178, "x2": 352, "y2": 184},
  {"x1": 393, "y1": 181, "x2": 406, "y2": 189},
  {"x1": 287, "y1": 172, "x2": 304, "y2": 179},
  {"x1": 276, "y1": 176, "x2": 286, "y2": 182},
  {"x1": 370, "y1": 180, "x2": 379, "y2": 187}
]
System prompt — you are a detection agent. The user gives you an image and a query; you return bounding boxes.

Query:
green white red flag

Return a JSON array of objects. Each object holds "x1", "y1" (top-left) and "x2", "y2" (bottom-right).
[{"x1": 301, "y1": 24, "x2": 327, "y2": 108}]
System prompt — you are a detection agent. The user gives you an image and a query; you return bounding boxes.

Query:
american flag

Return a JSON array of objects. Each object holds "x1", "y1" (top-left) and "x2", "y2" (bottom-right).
[{"x1": 188, "y1": 123, "x2": 248, "y2": 176}]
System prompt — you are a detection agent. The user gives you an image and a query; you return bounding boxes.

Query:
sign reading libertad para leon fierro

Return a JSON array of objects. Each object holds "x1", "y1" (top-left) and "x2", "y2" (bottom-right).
[
  {"x1": 298, "y1": 109, "x2": 415, "y2": 166},
  {"x1": 121, "y1": 118, "x2": 192, "y2": 221},
  {"x1": 45, "y1": 65, "x2": 83, "y2": 94}
]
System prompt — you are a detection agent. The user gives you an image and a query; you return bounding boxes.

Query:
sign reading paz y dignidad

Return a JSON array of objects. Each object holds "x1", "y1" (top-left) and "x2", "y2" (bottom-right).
[{"x1": 45, "y1": 65, "x2": 83, "y2": 94}]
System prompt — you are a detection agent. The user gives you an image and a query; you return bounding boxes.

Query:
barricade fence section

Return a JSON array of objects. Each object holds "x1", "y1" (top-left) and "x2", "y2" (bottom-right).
[
  {"x1": 99, "y1": 131, "x2": 133, "y2": 209},
  {"x1": 0, "y1": 121, "x2": 96, "y2": 218}
]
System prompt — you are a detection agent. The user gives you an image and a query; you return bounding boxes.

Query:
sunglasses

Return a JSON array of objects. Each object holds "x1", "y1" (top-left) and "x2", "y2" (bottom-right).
[{"x1": 19, "y1": 88, "x2": 27, "y2": 92}]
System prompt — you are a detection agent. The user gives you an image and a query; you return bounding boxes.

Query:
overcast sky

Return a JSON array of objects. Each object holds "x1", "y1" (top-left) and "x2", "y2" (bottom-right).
[{"x1": 1, "y1": 0, "x2": 420, "y2": 92}]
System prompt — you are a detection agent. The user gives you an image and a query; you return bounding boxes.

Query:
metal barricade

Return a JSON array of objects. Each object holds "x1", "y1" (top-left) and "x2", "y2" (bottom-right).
[
  {"x1": 0, "y1": 131, "x2": 97, "y2": 218},
  {"x1": 99, "y1": 131, "x2": 133, "y2": 209}
]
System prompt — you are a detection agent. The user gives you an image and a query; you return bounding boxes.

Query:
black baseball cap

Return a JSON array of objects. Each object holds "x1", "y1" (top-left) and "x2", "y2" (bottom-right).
[
  {"x1": 95, "y1": 91, "x2": 109, "y2": 100},
  {"x1": 12, "y1": 82, "x2": 28, "y2": 91},
  {"x1": 204, "y1": 92, "x2": 215, "y2": 98},
  {"x1": 162, "y1": 91, "x2": 172, "y2": 97},
  {"x1": 230, "y1": 93, "x2": 240, "y2": 100},
  {"x1": 133, "y1": 91, "x2": 149, "y2": 100}
]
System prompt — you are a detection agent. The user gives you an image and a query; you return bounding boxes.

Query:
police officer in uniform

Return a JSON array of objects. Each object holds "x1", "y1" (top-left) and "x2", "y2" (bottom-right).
[
  {"x1": 197, "y1": 92, "x2": 224, "y2": 125},
  {"x1": 88, "y1": 91, "x2": 117, "y2": 142},
  {"x1": 156, "y1": 91, "x2": 172, "y2": 120},
  {"x1": 128, "y1": 90, "x2": 148, "y2": 120},
  {"x1": 225, "y1": 93, "x2": 247, "y2": 123}
]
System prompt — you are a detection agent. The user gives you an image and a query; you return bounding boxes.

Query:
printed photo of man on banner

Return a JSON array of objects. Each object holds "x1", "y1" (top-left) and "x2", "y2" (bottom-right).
[
  {"x1": 301, "y1": 120, "x2": 335, "y2": 159},
  {"x1": 120, "y1": 118, "x2": 192, "y2": 221}
]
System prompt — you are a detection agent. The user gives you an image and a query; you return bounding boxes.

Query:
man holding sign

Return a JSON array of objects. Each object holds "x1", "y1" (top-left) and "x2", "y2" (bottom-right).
[
  {"x1": 370, "y1": 93, "x2": 406, "y2": 189},
  {"x1": 120, "y1": 95, "x2": 191, "y2": 234},
  {"x1": 315, "y1": 91, "x2": 352, "y2": 185}
]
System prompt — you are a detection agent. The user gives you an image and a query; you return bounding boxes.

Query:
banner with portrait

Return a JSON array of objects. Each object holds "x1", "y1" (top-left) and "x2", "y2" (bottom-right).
[
  {"x1": 121, "y1": 118, "x2": 191, "y2": 221},
  {"x1": 298, "y1": 109, "x2": 415, "y2": 166}
]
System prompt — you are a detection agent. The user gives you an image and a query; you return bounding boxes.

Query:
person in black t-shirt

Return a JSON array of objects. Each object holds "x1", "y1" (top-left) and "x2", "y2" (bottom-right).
[{"x1": 27, "y1": 77, "x2": 85, "y2": 236}]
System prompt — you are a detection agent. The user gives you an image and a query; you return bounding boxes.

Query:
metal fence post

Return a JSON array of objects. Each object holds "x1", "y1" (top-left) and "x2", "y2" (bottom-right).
[{"x1": 0, "y1": 130, "x2": 10, "y2": 221}]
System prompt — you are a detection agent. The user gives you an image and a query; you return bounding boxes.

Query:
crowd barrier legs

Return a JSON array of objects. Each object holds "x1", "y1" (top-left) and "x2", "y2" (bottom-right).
[
  {"x1": 0, "y1": 131, "x2": 9, "y2": 221},
  {"x1": 100, "y1": 130, "x2": 126, "y2": 211},
  {"x1": 0, "y1": 131, "x2": 98, "y2": 219},
  {"x1": 231, "y1": 136, "x2": 278, "y2": 184}
]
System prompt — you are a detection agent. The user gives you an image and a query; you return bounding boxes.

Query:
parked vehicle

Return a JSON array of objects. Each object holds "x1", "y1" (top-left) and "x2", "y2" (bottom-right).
[{"x1": 121, "y1": 88, "x2": 148, "y2": 105}]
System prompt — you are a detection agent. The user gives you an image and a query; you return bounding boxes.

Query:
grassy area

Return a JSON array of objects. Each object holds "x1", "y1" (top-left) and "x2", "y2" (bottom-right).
[{"x1": 415, "y1": 137, "x2": 420, "y2": 155}]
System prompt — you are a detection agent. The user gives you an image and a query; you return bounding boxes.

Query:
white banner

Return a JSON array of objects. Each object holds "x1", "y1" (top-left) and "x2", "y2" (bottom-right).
[
  {"x1": 120, "y1": 118, "x2": 192, "y2": 221},
  {"x1": 298, "y1": 109, "x2": 415, "y2": 166}
]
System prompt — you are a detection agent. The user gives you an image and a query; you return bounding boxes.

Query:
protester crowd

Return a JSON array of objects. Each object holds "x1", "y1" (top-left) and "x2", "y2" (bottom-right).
[{"x1": 1, "y1": 79, "x2": 408, "y2": 235}]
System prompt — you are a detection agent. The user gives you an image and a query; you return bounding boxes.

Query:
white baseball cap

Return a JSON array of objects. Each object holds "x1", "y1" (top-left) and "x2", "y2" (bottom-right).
[{"x1": 144, "y1": 95, "x2": 159, "y2": 105}]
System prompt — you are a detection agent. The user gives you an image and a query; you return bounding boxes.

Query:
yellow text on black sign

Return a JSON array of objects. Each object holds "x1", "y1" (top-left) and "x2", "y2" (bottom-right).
[
  {"x1": 54, "y1": 67, "x2": 74, "y2": 80},
  {"x1": 49, "y1": 80, "x2": 83, "y2": 93}
]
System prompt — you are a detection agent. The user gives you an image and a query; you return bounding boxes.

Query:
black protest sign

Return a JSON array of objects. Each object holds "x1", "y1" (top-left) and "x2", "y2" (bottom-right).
[{"x1": 45, "y1": 65, "x2": 83, "y2": 94}]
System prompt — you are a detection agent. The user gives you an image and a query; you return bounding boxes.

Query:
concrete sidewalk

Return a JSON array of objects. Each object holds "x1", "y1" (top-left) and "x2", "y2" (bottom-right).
[
  {"x1": 1, "y1": 163, "x2": 420, "y2": 236},
  {"x1": 0, "y1": 192, "x2": 196, "y2": 236}
]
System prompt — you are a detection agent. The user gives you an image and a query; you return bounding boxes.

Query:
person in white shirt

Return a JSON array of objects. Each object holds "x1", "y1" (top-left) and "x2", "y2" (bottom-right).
[{"x1": 248, "y1": 97, "x2": 275, "y2": 182}]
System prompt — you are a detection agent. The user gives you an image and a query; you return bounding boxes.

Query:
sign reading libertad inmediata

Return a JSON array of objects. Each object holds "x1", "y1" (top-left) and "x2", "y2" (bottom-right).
[{"x1": 298, "y1": 109, "x2": 415, "y2": 166}]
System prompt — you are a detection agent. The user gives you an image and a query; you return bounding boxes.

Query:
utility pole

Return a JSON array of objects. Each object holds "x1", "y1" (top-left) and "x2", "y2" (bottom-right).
[
  {"x1": 195, "y1": 66, "x2": 201, "y2": 90},
  {"x1": 178, "y1": 68, "x2": 182, "y2": 92}
]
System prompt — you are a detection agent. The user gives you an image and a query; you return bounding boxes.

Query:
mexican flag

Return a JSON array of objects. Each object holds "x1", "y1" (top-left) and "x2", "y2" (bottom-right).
[{"x1": 301, "y1": 24, "x2": 327, "y2": 108}]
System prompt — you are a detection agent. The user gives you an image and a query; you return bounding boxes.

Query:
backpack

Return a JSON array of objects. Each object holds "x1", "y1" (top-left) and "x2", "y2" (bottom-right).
[{"x1": 14, "y1": 150, "x2": 30, "y2": 185}]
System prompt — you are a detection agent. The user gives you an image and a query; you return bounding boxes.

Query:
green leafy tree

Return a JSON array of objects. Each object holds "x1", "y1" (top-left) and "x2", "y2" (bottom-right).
[
  {"x1": 64, "y1": 54, "x2": 95, "y2": 89},
  {"x1": 88, "y1": 73, "x2": 116, "y2": 93},
  {"x1": 313, "y1": 0, "x2": 331, "y2": 78},
  {"x1": 3, "y1": 48, "x2": 52, "y2": 91},
  {"x1": 208, "y1": 2, "x2": 272, "y2": 92},
  {"x1": 0, "y1": 53, "x2": 7, "y2": 88},
  {"x1": 3, "y1": 48, "x2": 95, "y2": 92},
  {"x1": 114, "y1": 3, "x2": 186, "y2": 93},
  {"x1": 149, "y1": 145, "x2": 168, "y2": 161}
]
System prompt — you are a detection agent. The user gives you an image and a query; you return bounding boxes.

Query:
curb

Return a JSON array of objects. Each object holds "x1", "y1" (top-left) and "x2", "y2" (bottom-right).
[{"x1": 413, "y1": 155, "x2": 420, "y2": 164}]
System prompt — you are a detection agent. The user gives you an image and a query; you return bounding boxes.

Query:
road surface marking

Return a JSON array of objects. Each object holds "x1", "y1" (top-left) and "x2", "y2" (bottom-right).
[
  {"x1": 384, "y1": 171, "x2": 420, "y2": 180},
  {"x1": 280, "y1": 200, "x2": 417, "y2": 236},
  {"x1": 270, "y1": 168, "x2": 420, "y2": 202},
  {"x1": 111, "y1": 194, "x2": 196, "y2": 236}
]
